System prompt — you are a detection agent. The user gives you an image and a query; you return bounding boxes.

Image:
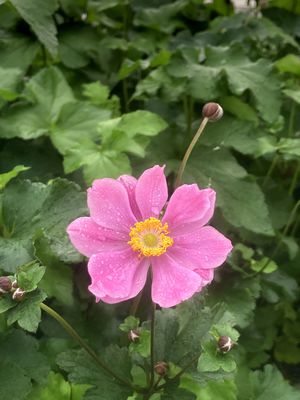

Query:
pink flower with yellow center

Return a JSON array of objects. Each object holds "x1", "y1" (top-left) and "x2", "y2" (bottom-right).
[{"x1": 67, "y1": 166, "x2": 232, "y2": 308}]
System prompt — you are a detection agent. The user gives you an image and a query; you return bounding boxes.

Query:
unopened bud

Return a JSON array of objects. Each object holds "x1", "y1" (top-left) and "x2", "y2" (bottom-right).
[
  {"x1": 154, "y1": 362, "x2": 168, "y2": 376},
  {"x1": 0, "y1": 277, "x2": 12, "y2": 293},
  {"x1": 12, "y1": 280, "x2": 18, "y2": 290},
  {"x1": 128, "y1": 329, "x2": 140, "y2": 342},
  {"x1": 202, "y1": 102, "x2": 223, "y2": 121},
  {"x1": 12, "y1": 287, "x2": 26, "y2": 302},
  {"x1": 218, "y1": 336, "x2": 234, "y2": 353}
]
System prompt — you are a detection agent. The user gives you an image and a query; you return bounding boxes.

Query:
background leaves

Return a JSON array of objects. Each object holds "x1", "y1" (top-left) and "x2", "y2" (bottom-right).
[{"x1": 0, "y1": 0, "x2": 300, "y2": 399}]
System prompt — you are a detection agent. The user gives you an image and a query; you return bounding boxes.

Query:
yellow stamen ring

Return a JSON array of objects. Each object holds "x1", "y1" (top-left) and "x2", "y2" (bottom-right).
[{"x1": 128, "y1": 217, "x2": 173, "y2": 257}]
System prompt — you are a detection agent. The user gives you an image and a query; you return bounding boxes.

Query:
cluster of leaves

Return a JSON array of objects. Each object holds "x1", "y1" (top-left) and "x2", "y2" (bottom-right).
[{"x1": 0, "y1": 0, "x2": 300, "y2": 399}]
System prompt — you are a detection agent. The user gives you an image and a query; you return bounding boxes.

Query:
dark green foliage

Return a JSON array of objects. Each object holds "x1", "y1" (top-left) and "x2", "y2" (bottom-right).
[{"x1": 0, "y1": 0, "x2": 299, "y2": 399}]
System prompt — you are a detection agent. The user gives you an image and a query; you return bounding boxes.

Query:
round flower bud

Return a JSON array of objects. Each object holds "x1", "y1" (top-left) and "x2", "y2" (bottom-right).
[
  {"x1": 12, "y1": 280, "x2": 18, "y2": 290},
  {"x1": 202, "y1": 102, "x2": 223, "y2": 121},
  {"x1": 218, "y1": 336, "x2": 234, "y2": 353},
  {"x1": 12, "y1": 288, "x2": 26, "y2": 302},
  {"x1": 154, "y1": 362, "x2": 168, "y2": 376},
  {"x1": 128, "y1": 329, "x2": 140, "y2": 342},
  {"x1": 0, "y1": 277, "x2": 12, "y2": 294}
]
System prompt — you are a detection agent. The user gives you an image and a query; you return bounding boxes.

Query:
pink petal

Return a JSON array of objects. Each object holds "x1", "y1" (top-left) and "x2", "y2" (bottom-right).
[
  {"x1": 151, "y1": 254, "x2": 202, "y2": 308},
  {"x1": 88, "y1": 249, "x2": 149, "y2": 299},
  {"x1": 87, "y1": 178, "x2": 137, "y2": 233},
  {"x1": 135, "y1": 165, "x2": 168, "y2": 219},
  {"x1": 67, "y1": 217, "x2": 127, "y2": 257},
  {"x1": 118, "y1": 175, "x2": 142, "y2": 220},
  {"x1": 162, "y1": 185, "x2": 216, "y2": 234},
  {"x1": 168, "y1": 226, "x2": 232, "y2": 270},
  {"x1": 196, "y1": 269, "x2": 214, "y2": 291}
]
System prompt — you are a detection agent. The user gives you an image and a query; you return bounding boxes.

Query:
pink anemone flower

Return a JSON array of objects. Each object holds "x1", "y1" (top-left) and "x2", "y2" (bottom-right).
[{"x1": 67, "y1": 166, "x2": 232, "y2": 308}]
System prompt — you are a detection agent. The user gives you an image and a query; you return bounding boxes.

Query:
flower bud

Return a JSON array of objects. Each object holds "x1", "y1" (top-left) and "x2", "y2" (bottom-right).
[
  {"x1": 0, "y1": 277, "x2": 12, "y2": 294},
  {"x1": 12, "y1": 280, "x2": 18, "y2": 290},
  {"x1": 154, "y1": 362, "x2": 168, "y2": 376},
  {"x1": 12, "y1": 288, "x2": 26, "y2": 302},
  {"x1": 202, "y1": 102, "x2": 223, "y2": 121},
  {"x1": 128, "y1": 329, "x2": 140, "y2": 342},
  {"x1": 218, "y1": 336, "x2": 234, "y2": 353}
]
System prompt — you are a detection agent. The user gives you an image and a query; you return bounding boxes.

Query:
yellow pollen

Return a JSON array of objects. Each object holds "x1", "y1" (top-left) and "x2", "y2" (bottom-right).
[{"x1": 128, "y1": 217, "x2": 173, "y2": 257}]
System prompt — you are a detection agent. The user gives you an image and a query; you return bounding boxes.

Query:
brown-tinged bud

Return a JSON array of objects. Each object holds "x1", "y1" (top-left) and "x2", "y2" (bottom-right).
[
  {"x1": 12, "y1": 280, "x2": 18, "y2": 290},
  {"x1": 128, "y1": 329, "x2": 140, "y2": 342},
  {"x1": 202, "y1": 102, "x2": 223, "y2": 121},
  {"x1": 154, "y1": 362, "x2": 168, "y2": 376},
  {"x1": 218, "y1": 336, "x2": 234, "y2": 353},
  {"x1": 12, "y1": 287, "x2": 26, "y2": 302},
  {"x1": 0, "y1": 277, "x2": 12, "y2": 294}
]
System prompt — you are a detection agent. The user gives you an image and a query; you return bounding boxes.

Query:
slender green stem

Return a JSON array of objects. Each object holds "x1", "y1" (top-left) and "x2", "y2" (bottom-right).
[
  {"x1": 130, "y1": 290, "x2": 143, "y2": 316},
  {"x1": 263, "y1": 154, "x2": 279, "y2": 187},
  {"x1": 40, "y1": 303, "x2": 133, "y2": 388},
  {"x1": 288, "y1": 162, "x2": 300, "y2": 196},
  {"x1": 175, "y1": 117, "x2": 209, "y2": 188},
  {"x1": 288, "y1": 101, "x2": 296, "y2": 137},
  {"x1": 157, "y1": 353, "x2": 200, "y2": 391},
  {"x1": 149, "y1": 302, "x2": 156, "y2": 388},
  {"x1": 253, "y1": 200, "x2": 300, "y2": 276},
  {"x1": 122, "y1": 78, "x2": 129, "y2": 113}
]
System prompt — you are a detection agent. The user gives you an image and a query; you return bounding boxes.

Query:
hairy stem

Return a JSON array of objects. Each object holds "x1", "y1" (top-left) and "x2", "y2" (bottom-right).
[
  {"x1": 254, "y1": 200, "x2": 300, "y2": 275},
  {"x1": 263, "y1": 154, "x2": 279, "y2": 187},
  {"x1": 175, "y1": 117, "x2": 209, "y2": 188},
  {"x1": 149, "y1": 302, "x2": 156, "y2": 388},
  {"x1": 288, "y1": 162, "x2": 300, "y2": 196},
  {"x1": 40, "y1": 303, "x2": 133, "y2": 388}
]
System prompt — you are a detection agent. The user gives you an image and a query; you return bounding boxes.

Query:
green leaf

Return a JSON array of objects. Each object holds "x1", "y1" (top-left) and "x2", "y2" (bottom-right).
[
  {"x1": 130, "y1": 329, "x2": 151, "y2": 358},
  {"x1": 188, "y1": 46, "x2": 281, "y2": 123},
  {"x1": 0, "y1": 294, "x2": 16, "y2": 313},
  {"x1": 0, "y1": 178, "x2": 86, "y2": 272},
  {"x1": 50, "y1": 102, "x2": 111, "y2": 154},
  {"x1": 26, "y1": 372, "x2": 71, "y2": 400},
  {"x1": 283, "y1": 89, "x2": 300, "y2": 104},
  {"x1": 201, "y1": 116, "x2": 276, "y2": 157},
  {"x1": 0, "y1": 66, "x2": 22, "y2": 101},
  {"x1": 0, "y1": 67, "x2": 74, "y2": 140},
  {"x1": 221, "y1": 96, "x2": 258, "y2": 123},
  {"x1": 17, "y1": 261, "x2": 46, "y2": 292},
  {"x1": 34, "y1": 232, "x2": 74, "y2": 305},
  {"x1": 198, "y1": 341, "x2": 236, "y2": 373},
  {"x1": 0, "y1": 329, "x2": 50, "y2": 385},
  {"x1": 276, "y1": 54, "x2": 300, "y2": 76},
  {"x1": 250, "y1": 257, "x2": 278, "y2": 274},
  {"x1": 7, "y1": 289, "x2": 46, "y2": 332},
  {"x1": 0, "y1": 165, "x2": 29, "y2": 190},
  {"x1": 120, "y1": 316, "x2": 140, "y2": 332},
  {"x1": 9, "y1": 0, "x2": 58, "y2": 56},
  {"x1": 0, "y1": 361, "x2": 32, "y2": 400},
  {"x1": 236, "y1": 365, "x2": 300, "y2": 400},
  {"x1": 161, "y1": 380, "x2": 196, "y2": 399},
  {"x1": 186, "y1": 149, "x2": 274, "y2": 236},
  {"x1": 193, "y1": 379, "x2": 237, "y2": 400},
  {"x1": 57, "y1": 347, "x2": 132, "y2": 400},
  {"x1": 63, "y1": 139, "x2": 132, "y2": 183},
  {"x1": 58, "y1": 26, "x2": 99, "y2": 69},
  {"x1": 0, "y1": 35, "x2": 39, "y2": 71}
]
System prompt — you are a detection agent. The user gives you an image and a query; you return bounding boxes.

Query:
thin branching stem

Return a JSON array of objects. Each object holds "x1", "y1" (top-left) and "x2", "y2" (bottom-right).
[
  {"x1": 149, "y1": 301, "x2": 156, "y2": 389},
  {"x1": 175, "y1": 116, "x2": 209, "y2": 188},
  {"x1": 40, "y1": 303, "x2": 133, "y2": 389},
  {"x1": 253, "y1": 200, "x2": 300, "y2": 276}
]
